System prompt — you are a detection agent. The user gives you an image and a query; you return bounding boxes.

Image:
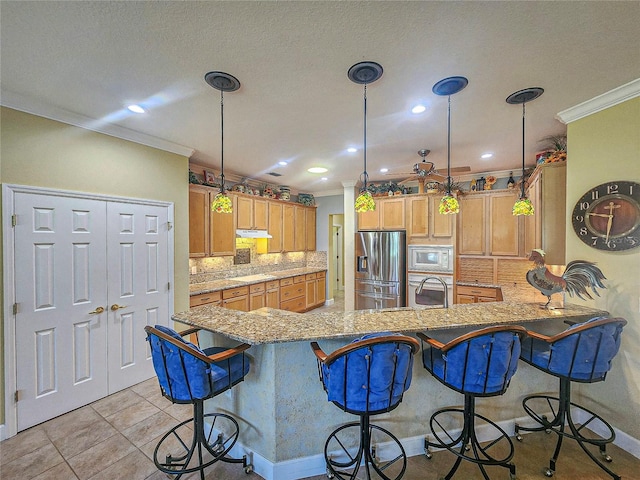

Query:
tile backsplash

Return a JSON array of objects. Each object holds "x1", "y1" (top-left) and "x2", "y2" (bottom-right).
[{"x1": 189, "y1": 248, "x2": 327, "y2": 283}]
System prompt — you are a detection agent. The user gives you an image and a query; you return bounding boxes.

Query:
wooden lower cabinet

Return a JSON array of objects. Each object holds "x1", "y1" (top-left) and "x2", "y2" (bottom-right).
[
  {"x1": 456, "y1": 285, "x2": 503, "y2": 304},
  {"x1": 249, "y1": 283, "x2": 266, "y2": 311},
  {"x1": 222, "y1": 286, "x2": 249, "y2": 311},
  {"x1": 189, "y1": 291, "x2": 221, "y2": 307},
  {"x1": 305, "y1": 273, "x2": 317, "y2": 309},
  {"x1": 265, "y1": 280, "x2": 280, "y2": 308},
  {"x1": 315, "y1": 271, "x2": 326, "y2": 306},
  {"x1": 280, "y1": 277, "x2": 306, "y2": 312}
]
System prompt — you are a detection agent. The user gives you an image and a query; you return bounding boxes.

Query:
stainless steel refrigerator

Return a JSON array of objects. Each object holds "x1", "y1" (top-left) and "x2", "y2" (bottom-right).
[{"x1": 355, "y1": 230, "x2": 406, "y2": 310}]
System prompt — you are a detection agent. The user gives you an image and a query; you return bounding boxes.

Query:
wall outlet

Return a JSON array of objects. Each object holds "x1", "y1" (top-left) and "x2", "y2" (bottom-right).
[{"x1": 191, "y1": 266, "x2": 197, "y2": 275}]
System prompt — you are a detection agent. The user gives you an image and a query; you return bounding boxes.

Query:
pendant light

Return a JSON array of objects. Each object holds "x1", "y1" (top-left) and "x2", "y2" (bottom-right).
[
  {"x1": 432, "y1": 76, "x2": 468, "y2": 215},
  {"x1": 506, "y1": 87, "x2": 544, "y2": 216},
  {"x1": 349, "y1": 61, "x2": 383, "y2": 213},
  {"x1": 205, "y1": 71, "x2": 241, "y2": 214}
]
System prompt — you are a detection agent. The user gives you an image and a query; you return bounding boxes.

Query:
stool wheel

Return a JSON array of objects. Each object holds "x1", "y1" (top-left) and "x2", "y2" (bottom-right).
[
  {"x1": 516, "y1": 434, "x2": 523, "y2": 442},
  {"x1": 244, "y1": 464, "x2": 253, "y2": 474},
  {"x1": 602, "y1": 453, "x2": 613, "y2": 463},
  {"x1": 326, "y1": 465, "x2": 335, "y2": 479},
  {"x1": 544, "y1": 467, "x2": 554, "y2": 477}
]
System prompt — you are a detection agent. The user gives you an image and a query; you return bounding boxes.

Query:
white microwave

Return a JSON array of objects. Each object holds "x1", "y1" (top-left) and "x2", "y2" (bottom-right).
[{"x1": 407, "y1": 245, "x2": 453, "y2": 273}]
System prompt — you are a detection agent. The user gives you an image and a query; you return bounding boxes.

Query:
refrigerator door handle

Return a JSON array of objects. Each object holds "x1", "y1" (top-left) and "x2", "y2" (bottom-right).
[{"x1": 357, "y1": 255, "x2": 368, "y2": 272}]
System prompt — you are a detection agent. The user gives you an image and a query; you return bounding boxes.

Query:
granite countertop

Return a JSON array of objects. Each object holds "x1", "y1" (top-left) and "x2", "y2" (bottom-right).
[
  {"x1": 172, "y1": 302, "x2": 607, "y2": 345},
  {"x1": 457, "y1": 281, "x2": 502, "y2": 289},
  {"x1": 189, "y1": 267, "x2": 327, "y2": 295}
]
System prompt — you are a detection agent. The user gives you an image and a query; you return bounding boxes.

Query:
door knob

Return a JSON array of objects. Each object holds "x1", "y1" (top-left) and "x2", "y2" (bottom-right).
[
  {"x1": 110, "y1": 304, "x2": 128, "y2": 311},
  {"x1": 89, "y1": 306, "x2": 105, "y2": 315}
]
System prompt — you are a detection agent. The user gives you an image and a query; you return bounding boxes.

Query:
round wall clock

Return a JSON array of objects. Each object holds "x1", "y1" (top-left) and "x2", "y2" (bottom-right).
[{"x1": 572, "y1": 180, "x2": 640, "y2": 251}]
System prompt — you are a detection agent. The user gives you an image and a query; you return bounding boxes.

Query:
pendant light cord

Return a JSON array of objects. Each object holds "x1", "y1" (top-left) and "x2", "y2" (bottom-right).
[
  {"x1": 447, "y1": 95, "x2": 452, "y2": 195},
  {"x1": 362, "y1": 84, "x2": 368, "y2": 191},
  {"x1": 521, "y1": 102, "x2": 526, "y2": 199},
  {"x1": 220, "y1": 90, "x2": 226, "y2": 194}
]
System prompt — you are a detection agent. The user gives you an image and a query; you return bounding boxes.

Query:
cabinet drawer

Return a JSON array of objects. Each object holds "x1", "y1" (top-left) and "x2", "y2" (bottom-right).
[
  {"x1": 306, "y1": 273, "x2": 317, "y2": 280},
  {"x1": 457, "y1": 285, "x2": 499, "y2": 299},
  {"x1": 281, "y1": 283, "x2": 304, "y2": 300},
  {"x1": 190, "y1": 291, "x2": 221, "y2": 307},
  {"x1": 280, "y1": 296, "x2": 306, "y2": 312},
  {"x1": 250, "y1": 282, "x2": 266, "y2": 294},
  {"x1": 316, "y1": 271, "x2": 326, "y2": 279},
  {"x1": 294, "y1": 275, "x2": 305, "y2": 284},
  {"x1": 222, "y1": 286, "x2": 249, "y2": 299},
  {"x1": 280, "y1": 277, "x2": 294, "y2": 287},
  {"x1": 266, "y1": 280, "x2": 279, "y2": 290}
]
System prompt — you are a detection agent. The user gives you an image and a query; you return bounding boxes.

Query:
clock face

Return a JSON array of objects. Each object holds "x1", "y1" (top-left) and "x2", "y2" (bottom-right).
[{"x1": 572, "y1": 181, "x2": 640, "y2": 251}]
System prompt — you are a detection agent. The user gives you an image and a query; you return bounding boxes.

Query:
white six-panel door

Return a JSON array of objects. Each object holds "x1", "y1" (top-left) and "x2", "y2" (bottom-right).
[{"x1": 10, "y1": 189, "x2": 171, "y2": 431}]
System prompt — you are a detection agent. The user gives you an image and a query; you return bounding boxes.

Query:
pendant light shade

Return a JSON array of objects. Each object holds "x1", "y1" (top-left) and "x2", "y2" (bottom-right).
[
  {"x1": 432, "y1": 76, "x2": 468, "y2": 215},
  {"x1": 350, "y1": 61, "x2": 383, "y2": 213},
  {"x1": 506, "y1": 87, "x2": 544, "y2": 216},
  {"x1": 205, "y1": 71, "x2": 241, "y2": 214}
]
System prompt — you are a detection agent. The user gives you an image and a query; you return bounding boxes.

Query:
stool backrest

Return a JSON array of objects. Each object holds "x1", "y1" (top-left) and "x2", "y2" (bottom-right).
[
  {"x1": 422, "y1": 326, "x2": 526, "y2": 396},
  {"x1": 146, "y1": 325, "x2": 213, "y2": 402},
  {"x1": 521, "y1": 317, "x2": 626, "y2": 382},
  {"x1": 319, "y1": 333, "x2": 420, "y2": 415}
]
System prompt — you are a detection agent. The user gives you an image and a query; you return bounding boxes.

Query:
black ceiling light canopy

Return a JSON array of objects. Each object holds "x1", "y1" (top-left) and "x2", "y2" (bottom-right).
[
  {"x1": 506, "y1": 87, "x2": 544, "y2": 216},
  {"x1": 205, "y1": 71, "x2": 241, "y2": 214},
  {"x1": 350, "y1": 61, "x2": 383, "y2": 213}
]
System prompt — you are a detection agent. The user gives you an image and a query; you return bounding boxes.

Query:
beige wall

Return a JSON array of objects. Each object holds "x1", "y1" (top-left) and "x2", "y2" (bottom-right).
[
  {"x1": 0, "y1": 107, "x2": 190, "y2": 426},
  {"x1": 565, "y1": 97, "x2": 640, "y2": 439}
]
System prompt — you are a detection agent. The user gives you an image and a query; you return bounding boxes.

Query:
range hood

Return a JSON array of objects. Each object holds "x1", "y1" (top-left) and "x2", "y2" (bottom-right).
[{"x1": 236, "y1": 229, "x2": 272, "y2": 239}]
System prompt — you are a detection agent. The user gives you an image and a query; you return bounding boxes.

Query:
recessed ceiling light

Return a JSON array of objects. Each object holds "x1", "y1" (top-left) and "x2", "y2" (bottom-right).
[
  {"x1": 127, "y1": 104, "x2": 145, "y2": 114},
  {"x1": 308, "y1": 167, "x2": 328, "y2": 173},
  {"x1": 347, "y1": 147, "x2": 357, "y2": 153},
  {"x1": 481, "y1": 153, "x2": 493, "y2": 159},
  {"x1": 380, "y1": 168, "x2": 389, "y2": 173},
  {"x1": 411, "y1": 104, "x2": 426, "y2": 114},
  {"x1": 278, "y1": 161, "x2": 288, "y2": 166},
  {"x1": 321, "y1": 177, "x2": 328, "y2": 181}
]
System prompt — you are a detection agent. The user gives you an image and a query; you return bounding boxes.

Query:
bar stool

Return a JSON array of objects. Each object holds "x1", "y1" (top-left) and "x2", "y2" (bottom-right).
[
  {"x1": 311, "y1": 332, "x2": 421, "y2": 480},
  {"x1": 418, "y1": 325, "x2": 527, "y2": 480},
  {"x1": 515, "y1": 316, "x2": 627, "y2": 480},
  {"x1": 145, "y1": 325, "x2": 253, "y2": 479}
]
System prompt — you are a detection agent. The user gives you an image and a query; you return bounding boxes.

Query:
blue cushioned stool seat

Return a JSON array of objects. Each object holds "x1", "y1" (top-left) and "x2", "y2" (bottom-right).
[
  {"x1": 145, "y1": 325, "x2": 252, "y2": 479},
  {"x1": 516, "y1": 316, "x2": 627, "y2": 480},
  {"x1": 419, "y1": 325, "x2": 527, "y2": 480},
  {"x1": 311, "y1": 332, "x2": 421, "y2": 480}
]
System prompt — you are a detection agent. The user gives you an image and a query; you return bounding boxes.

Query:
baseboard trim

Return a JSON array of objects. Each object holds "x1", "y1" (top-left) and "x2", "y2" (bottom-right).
[{"x1": 0, "y1": 424, "x2": 6, "y2": 442}]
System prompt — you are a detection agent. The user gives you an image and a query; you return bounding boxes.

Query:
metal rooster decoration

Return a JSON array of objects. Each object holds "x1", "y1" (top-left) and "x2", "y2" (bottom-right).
[{"x1": 526, "y1": 249, "x2": 607, "y2": 308}]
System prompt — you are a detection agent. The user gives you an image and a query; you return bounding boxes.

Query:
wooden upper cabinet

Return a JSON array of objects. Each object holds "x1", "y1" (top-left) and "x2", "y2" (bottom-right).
[
  {"x1": 210, "y1": 195, "x2": 236, "y2": 256},
  {"x1": 380, "y1": 197, "x2": 405, "y2": 229},
  {"x1": 432, "y1": 197, "x2": 453, "y2": 238},
  {"x1": 458, "y1": 195, "x2": 486, "y2": 255},
  {"x1": 407, "y1": 196, "x2": 429, "y2": 237},
  {"x1": 306, "y1": 208, "x2": 316, "y2": 251},
  {"x1": 236, "y1": 196, "x2": 268, "y2": 230},
  {"x1": 189, "y1": 185, "x2": 210, "y2": 257},
  {"x1": 357, "y1": 196, "x2": 405, "y2": 230},
  {"x1": 294, "y1": 205, "x2": 306, "y2": 251},
  {"x1": 268, "y1": 201, "x2": 283, "y2": 253},
  {"x1": 282, "y1": 204, "x2": 295, "y2": 252},
  {"x1": 489, "y1": 192, "x2": 519, "y2": 256}
]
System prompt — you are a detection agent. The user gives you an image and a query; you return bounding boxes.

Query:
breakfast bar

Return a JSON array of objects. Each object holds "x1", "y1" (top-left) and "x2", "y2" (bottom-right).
[{"x1": 171, "y1": 302, "x2": 607, "y2": 479}]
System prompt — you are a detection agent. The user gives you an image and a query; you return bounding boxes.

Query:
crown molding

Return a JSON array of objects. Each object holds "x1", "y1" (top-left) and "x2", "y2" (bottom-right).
[
  {"x1": 1, "y1": 90, "x2": 195, "y2": 158},
  {"x1": 556, "y1": 78, "x2": 640, "y2": 124}
]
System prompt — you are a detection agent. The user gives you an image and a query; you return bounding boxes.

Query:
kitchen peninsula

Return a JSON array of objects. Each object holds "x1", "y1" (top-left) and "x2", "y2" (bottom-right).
[{"x1": 171, "y1": 302, "x2": 606, "y2": 479}]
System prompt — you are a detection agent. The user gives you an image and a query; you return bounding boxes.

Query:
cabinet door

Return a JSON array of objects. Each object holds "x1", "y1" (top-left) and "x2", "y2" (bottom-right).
[
  {"x1": 316, "y1": 274, "x2": 326, "y2": 306},
  {"x1": 294, "y1": 205, "x2": 306, "y2": 251},
  {"x1": 458, "y1": 196, "x2": 485, "y2": 255},
  {"x1": 209, "y1": 193, "x2": 236, "y2": 256},
  {"x1": 223, "y1": 296, "x2": 249, "y2": 311},
  {"x1": 266, "y1": 287, "x2": 280, "y2": 308},
  {"x1": 189, "y1": 185, "x2": 210, "y2": 257},
  {"x1": 432, "y1": 197, "x2": 453, "y2": 238},
  {"x1": 489, "y1": 193, "x2": 519, "y2": 256},
  {"x1": 282, "y1": 204, "x2": 295, "y2": 252},
  {"x1": 358, "y1": 203, "x2": 380, "y2": 230},
  {"x1": 268, "y1": 202, "x2": 283, "y2": 253},
  {"x1": 407, "y1": 196, "x2": 428, "y2": 237},
  {"x1": 380, "y1": 197, "x2": 405, "y2": 229},
  {"x1": 457, "y1": 294, "x2": 476, "y2": 304},
  {"x1": 254, "y1": 198, "x2": 268, "y2": 230},
  {"x1": 236, "y1": 196, "x2": 253, "y2": 229},
  {"x1": 249, "y1": 292, "x2": 265, "y2": 310},
  {"x1": 305, "y1": 279, "x2": 316, "y2": 309},
  {"x1": 306, "y1": 208, "x2": 316, "y2": 251}
]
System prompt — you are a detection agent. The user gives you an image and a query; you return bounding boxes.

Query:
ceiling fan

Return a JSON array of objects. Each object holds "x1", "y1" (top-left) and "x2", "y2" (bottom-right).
[{"x1": 389, "y1": 149, "x2": 471, "y2": 192}]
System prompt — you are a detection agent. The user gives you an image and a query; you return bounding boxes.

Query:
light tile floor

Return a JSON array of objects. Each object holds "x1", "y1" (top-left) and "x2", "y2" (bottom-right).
[{"x1": 3, "y1": 290, "x2": 639, "y2": 479}]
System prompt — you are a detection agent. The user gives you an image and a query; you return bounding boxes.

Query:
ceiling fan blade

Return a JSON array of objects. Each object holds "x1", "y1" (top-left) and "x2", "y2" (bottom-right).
[{"x1": 428, "y1": 172, "x2": 447, "y2": 182}]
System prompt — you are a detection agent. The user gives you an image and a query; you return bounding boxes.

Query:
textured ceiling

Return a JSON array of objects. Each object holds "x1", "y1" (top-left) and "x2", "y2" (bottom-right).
[{"x1": 1, "y1": 1, "x2": 639, "y2": 193}]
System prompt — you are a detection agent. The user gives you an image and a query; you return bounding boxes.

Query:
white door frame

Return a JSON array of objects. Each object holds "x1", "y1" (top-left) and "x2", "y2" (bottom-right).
[{"x1": 2, "y1": 184, "x2": 174, "y2": 439}]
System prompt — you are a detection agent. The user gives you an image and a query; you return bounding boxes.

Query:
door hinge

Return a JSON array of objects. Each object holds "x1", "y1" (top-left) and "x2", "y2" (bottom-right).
[
  {"x1": 167, "y1": 221, "x2": 173, "y2": 230},
  {"x1": 168, "y1": 282, "x2": 171, "y2": 291},
  {"x1": 14, "y1": 390, "x2": 19, "y2": 403},
  {"x1": 11, "y1": 214, "x2": 17, "y2": 227},
  {"x1": 13, "y1": 303, "x2": 18, "y2": 315}
]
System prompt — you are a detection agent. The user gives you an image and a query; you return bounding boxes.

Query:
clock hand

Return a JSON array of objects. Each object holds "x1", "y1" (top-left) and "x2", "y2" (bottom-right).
[
  {"x1": 587, "y1": 212, "x2": 611, "y2": 218},
  {"x1": 606, "y1": 214, "x2": 613, "y2": 242}
]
